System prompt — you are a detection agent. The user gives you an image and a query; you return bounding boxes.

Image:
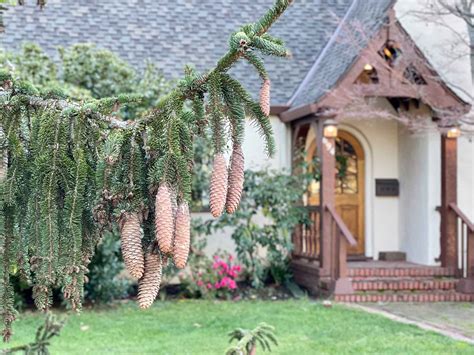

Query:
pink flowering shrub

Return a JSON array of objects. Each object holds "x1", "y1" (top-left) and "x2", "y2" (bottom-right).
[{"x1": 180, "y1": 253, "x2": 242, "y2": 299}]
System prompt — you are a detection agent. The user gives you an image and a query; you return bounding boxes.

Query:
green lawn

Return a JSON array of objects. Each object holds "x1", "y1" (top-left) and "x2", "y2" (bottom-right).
[{"x1": 1, "y1": 300, "x2": 472, "y2": 354}]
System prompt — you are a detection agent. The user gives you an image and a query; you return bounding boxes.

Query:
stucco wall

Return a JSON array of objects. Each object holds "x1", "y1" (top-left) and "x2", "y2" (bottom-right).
[
  {"x1": 398, "y1": 125, "x2": 441, "y2": 265},
  {"x1": 396, "y1": 0, "x2": 474, "y2": 223},
  {"x1": 242, "y1": 115, "x2": 292, "y2": 171},
  {"x1": 340, "y1": 99, "x2": 401, "y2": 259}
]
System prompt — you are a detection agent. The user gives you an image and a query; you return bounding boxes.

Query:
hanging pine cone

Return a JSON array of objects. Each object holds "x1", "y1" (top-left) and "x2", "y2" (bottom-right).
[
  {"x1": 137, "y1": 252, "x2": 162, "y2": 309},
  {"x1": 173, "y1": 203, "x2": 190, "y2": 269},
  {"x1": 260, "y1": 79, "x2": 271, "y2": 116},
  {"x1": 155, "y1": 184, "x2": 174, "y2": 254},
  {"x1": 119, "y1": 212, "x2": 144, "y2": 279},
  {"x1": 209, "y1": 153, "x2": 228, "y2": 218},
  {"x1": 226, "y1": 144, "x2": 245, "y2": 214}
]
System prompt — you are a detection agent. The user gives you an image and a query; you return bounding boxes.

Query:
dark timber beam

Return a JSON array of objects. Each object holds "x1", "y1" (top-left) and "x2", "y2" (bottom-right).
[
  {"x1": 318, "y1": 115, "x2": 336, "y2": 278},
  {"x1": 440, "y1": 134, "x2": 458, "y2": 269}
]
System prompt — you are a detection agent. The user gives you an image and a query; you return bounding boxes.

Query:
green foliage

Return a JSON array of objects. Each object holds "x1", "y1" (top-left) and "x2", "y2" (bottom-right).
[
  {"x1": 190, "y1": 133, "x2": 213, "y2": 210},
  {"x1": 198, "y1": 170, "x2": 309, "y2": 288},
  {"x1": 0, "y1": 43, "x2": 170, "y2": 115},
  {"x1": 84, "y1": 232, "x2": 132, "y2": 304},
  {"x1": 59, "y1": 44, "x2": 135, "y2": 98},
  {"x1": 0, "y1": 0, "x2": 293, "y2": 339},
  {"x1": 226, "y1": 323, "x2": 278, "y2": 355},
  {"x1": 2, "y1": 313, "x2": 63, "y2": 355},
  {"x1": 0, "y1": 43, "x2": 56, "y2": 87}
]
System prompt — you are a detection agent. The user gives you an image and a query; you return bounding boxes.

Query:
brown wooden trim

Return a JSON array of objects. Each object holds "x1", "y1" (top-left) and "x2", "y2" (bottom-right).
[
  {"x1": 280, "y1": 9, "x2": 471, "y2": 124},
  {"x1": 440, "y1": 135, "x2": 457, "y2": 268},
  {"x1": 319, "y1": 123, "x2": 335, "y2": 275},
  {"x1": 270, "y1": 105, "x2": 290, "y2": 115},
  {"x1": 280, "y1": 104, "x2": 320, "y2": 123},
  {"x1": 325, "y1": 204, "x2": 357, "y2": 246},
  {"x1": 449, "y1": 203, "x2": 474, "y2": 232}
]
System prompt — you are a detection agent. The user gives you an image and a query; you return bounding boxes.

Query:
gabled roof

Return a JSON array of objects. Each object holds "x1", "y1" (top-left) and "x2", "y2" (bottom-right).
[
  {"x1": 289, "y1": 0, "x2": 396, "y2": 108},
  {"x1": 0, "y1": 0, "x2": 353, "y2": 105},
  {"x1": 2, "y1": 0, "x2": 467, "y2": 118},
  {"x1": 281, "y1": 5, "x2": 471, "y2": 122}
]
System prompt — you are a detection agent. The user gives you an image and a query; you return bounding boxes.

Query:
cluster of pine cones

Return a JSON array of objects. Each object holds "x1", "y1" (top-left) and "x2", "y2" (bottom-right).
[
  {"x1": 118, "y1": 144, "x2": 245, "y2": 309},
  {"x1": 118, "y1": 186, "x2": 191, "y2": 309},
  {"x1": 118, "y1": 80, "x2": 269, "y2": 309}
]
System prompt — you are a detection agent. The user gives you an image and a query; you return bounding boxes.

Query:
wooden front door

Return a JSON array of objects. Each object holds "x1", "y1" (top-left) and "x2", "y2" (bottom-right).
[
  {"x1": 334, "y1": 130, "x2": 365, "y2": 256},
  {"x1": 306, "y1": 129, "x2": 365, "y2": 256}
]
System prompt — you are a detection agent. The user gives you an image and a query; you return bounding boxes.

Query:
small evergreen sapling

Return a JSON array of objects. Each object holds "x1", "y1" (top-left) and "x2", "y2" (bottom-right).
[{"x1": 226, "y1": 323, "x2": 278, "y2": 355}]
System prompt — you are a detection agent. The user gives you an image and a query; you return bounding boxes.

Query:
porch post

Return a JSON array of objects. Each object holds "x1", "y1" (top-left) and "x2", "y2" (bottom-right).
[
  {"x1": 440, "y1": 134, "x2": 458, "y2": 269},
  {"x1": 318, "y1": 116, "x2": 336, "y2": 278}
]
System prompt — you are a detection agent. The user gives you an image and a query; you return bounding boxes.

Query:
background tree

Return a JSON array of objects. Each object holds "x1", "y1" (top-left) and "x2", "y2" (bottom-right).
[{"x1": 413, "y1": 1, "x2": 473, "y2": 99}]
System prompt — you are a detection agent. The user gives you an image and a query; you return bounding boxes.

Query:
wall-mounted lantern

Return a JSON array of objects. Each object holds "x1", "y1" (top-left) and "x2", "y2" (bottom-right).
[
  {"x1": 309, "y1": 179, "x2": 319, "y2": 195},
  {"x1": 364, "y1": 63, "x2": 374, "y2": 71},
  {"x1": 446, "y1": 126, "x2": 461, "y2": 139},
  {"x1": 323, "y1": 119, "x2": 338, "y2": 139}
]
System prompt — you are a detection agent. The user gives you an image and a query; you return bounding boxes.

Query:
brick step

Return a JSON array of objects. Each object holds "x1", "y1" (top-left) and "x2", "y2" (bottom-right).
[
  {"x1": 348, "y1": 267, "x2": 458, "y2": 278},
  {"x1": 335, "y1": 291, "x2": 474, "y2": 303},
  {"x1": 353, "y1": 278, "x2": 458, "y2": 291}
]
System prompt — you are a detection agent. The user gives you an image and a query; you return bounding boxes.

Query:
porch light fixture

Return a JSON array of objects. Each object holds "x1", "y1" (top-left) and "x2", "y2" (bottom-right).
[
  {"x1": 323, "y1": 119, "x2": 338, "y2": 138},
  {"x1": 364, "y1": 63, "x2": 374, "y2": 71},
  {"x1": 446, "y1": 126, "x2": 461, "y2": 139},
  {"x1": 309, "y1": 179, "x2": 319, "y2": 195}
]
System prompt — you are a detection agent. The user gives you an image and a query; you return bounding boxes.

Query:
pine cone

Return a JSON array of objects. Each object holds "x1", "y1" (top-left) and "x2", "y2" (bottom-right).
[
  {"x1": 173, "y1": 203, "x2": 190, "y2": 269},
  {"x1": 120, "y1": 212, "x2": 144, "y2": 279},
  {"x1": 209, "y1": 153, "x2": 228, "y2": 218},
  {"x1": 226, "y1": 144, "x2": 245, "y2": 214},
  {"x1": 155, "y1": 184, "x2": 174, "y2": 254},
  {"x1": 260, "y1": 79, "x2": 271, "y2": 116},
  {"x1": 137, "y1": 252, "x2": 162, "y2": 309}
]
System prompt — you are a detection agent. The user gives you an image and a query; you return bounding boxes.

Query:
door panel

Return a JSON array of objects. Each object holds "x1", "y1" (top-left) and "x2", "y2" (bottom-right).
[
  {"x1": 306, "y1": 129, "x2": 365, "y2": 256},
  {"x1": 335, "y1": 131, "x2": 365, "y2": 255}
]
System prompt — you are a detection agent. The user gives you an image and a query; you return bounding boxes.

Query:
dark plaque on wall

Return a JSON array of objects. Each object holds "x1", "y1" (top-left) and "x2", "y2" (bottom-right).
[{"x1": 375, "y1": 179, "x2": 399, "y2": 197}]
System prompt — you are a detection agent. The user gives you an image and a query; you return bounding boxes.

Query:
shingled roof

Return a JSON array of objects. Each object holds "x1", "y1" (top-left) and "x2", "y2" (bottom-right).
[
  {"x1": 0, "y1": 0, "x2": 394, "y2": 108},
  {"x1": 289, "y1": 0, "x2": 396, "y2": 108}
]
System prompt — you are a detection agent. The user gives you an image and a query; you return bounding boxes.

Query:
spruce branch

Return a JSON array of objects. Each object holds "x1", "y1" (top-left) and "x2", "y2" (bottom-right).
[{"x1": 0, "y1": 0, "x2": 293, "y2": 336}]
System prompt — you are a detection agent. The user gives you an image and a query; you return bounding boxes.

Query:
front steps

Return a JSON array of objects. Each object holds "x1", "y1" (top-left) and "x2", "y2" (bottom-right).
[{"x1": 335, "y1": 265, "x2": 474, "y2": 302}]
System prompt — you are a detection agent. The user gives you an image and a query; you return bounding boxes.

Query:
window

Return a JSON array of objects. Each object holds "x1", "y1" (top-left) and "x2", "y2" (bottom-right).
[
  {"x1": 335, "y1": 137, "x2": 359, "y2": 194},
  {"x1": 403, "y1": 64, "x2": 427, "y2": 85},
  {"x1": 379, "y1": 40, "x2": 402, "y2": 67}
]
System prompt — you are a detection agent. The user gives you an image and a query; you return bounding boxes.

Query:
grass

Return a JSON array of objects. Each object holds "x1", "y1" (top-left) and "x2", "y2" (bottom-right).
[{"x1": 1, "y1": 299, "x2": 472, "y2": 354}]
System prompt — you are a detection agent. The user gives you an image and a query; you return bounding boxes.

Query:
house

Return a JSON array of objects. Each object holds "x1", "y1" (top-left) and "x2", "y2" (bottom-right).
[{"x1": 2, "y1": 0, "x2": 473, "y2": 302}]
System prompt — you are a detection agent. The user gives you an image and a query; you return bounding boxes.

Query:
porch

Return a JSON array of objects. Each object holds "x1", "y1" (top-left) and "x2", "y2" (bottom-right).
[
  {"x1": 279, "y1": 9, "x2": 474, "y2": 301},
  {"x1": 292, "y1": 255, "x2": 474, "y2": 300}
]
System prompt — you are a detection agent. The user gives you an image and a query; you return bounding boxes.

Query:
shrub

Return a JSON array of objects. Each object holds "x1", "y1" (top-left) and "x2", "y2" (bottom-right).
[
  {"x1": 197, "y1": 170, "x2": 309, "y2": 288},
  {"x1": 84, "y1": 232, "x2": 132, "y2": 304},
  {"x1": 180, "y1": 253, "x2": 242, "y2": 300}
]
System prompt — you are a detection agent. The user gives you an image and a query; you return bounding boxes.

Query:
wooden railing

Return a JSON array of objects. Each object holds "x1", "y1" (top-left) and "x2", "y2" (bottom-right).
[
  {"x1": 325, "y1": 205, "x2": 357, "y2": 286},
  {"x1": 450, "y1": 203, "x2": 474, "y2": 278},
  {"x1": 292, "y1": 206, "x2": 321, "y2": 261}
]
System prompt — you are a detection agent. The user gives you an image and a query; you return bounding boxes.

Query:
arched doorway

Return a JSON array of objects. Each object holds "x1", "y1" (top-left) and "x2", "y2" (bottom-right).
[{"x1": 305, "y1": 129, "x2": 365, "y2": 256}]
